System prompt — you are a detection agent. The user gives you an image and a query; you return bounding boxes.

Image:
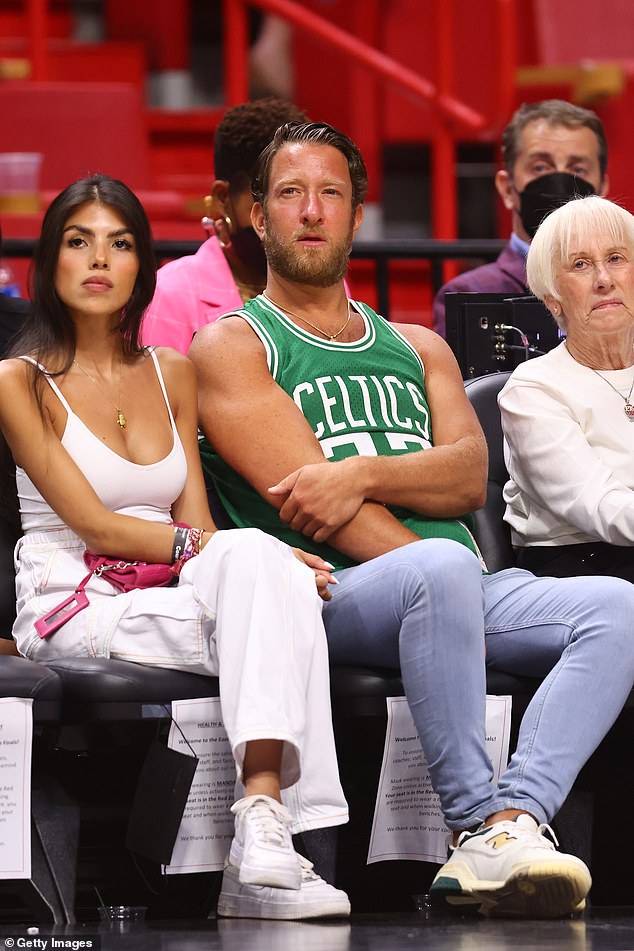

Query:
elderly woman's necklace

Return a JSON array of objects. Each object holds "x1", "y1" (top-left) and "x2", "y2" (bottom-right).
[
  {"x1": 73, "y1": 358, "x2": 127, "y2": 429},
  {"x1": 591, "y1": 369, "x2": 634, "y2": 420}
]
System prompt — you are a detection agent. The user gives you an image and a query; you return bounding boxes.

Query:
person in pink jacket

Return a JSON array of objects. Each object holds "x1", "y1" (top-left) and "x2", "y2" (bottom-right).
[{"x1": 142, "y1": 98, "x2": 307, "y2": 353}]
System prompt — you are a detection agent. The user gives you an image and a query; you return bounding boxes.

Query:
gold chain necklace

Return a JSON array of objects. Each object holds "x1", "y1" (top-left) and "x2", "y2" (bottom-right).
[
  {"x1": 73, "y1": 358, "x2": 127, "y2": 429},
  {"x1": 591, "y1": 368, "x2": 634, "y2": 420},
  {"x1": 263, "y1": 291, "x2": 352, "y2": 341}
]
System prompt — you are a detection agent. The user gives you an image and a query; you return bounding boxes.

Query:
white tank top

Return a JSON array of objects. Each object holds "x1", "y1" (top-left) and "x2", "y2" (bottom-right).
[{"x1": 16, "y1": 349, "x2": 188, "y2": 531}]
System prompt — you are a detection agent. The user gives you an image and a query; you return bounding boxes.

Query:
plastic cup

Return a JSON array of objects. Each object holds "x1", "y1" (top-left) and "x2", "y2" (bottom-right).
[
  {"x1": 98, "y1": 905, "x2": 147, "y2": 922},
  {"x1": 0, "y1": 152, "x2": 43, "y2": 213},
  {"x1": 412, "y1": 892, "x2": 433, "y2": 917}
]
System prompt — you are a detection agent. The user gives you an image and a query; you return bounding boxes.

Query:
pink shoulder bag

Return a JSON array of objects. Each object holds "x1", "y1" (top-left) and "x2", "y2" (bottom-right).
[{"x1": 34, "y1": 552, "x2": 180, "y2": 640}]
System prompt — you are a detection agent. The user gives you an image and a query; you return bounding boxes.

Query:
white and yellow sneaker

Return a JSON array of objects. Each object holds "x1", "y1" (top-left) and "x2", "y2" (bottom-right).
[{"x1": 430, "y1": 813, "x2": 591, "y2": 918}]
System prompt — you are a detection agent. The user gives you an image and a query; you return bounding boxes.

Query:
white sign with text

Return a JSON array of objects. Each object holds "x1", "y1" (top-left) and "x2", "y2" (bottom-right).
[
  {"x1": 0, "y1": 697, "x2": 32, "y2": 879},
  {"x1": 368, "y1": 695, "x2": 512, "y2": 864},
  {"x1": 164, "y1": 697, "x2": 237, "y2": 875}
]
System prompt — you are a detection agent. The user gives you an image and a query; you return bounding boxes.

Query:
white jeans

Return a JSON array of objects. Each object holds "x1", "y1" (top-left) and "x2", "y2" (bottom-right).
[{"x1": 14, "y1": 526, "x2": 348, "y2": 833}]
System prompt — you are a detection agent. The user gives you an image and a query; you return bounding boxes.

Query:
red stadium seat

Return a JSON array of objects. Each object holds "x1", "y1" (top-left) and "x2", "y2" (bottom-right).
[{"x1": 0, "y1": 80, "x2": 150, "y2": 190}]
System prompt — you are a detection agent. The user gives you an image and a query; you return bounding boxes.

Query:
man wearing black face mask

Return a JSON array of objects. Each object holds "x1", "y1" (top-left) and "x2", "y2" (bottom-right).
[
  {"x1": 433, "y1": 99, "x2": 609, "y2": 337},
  {"x1": 142, "y1": 98, "x2": 308, "y2": 353}
]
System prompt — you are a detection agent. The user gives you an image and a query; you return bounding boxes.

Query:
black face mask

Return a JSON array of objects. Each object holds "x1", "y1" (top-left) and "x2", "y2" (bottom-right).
[
  {"x1": 231, "y1": 225, "x2": 267, "y2": 279},
  {"x1": 519, "y1": 172, "x2": 596, "y2": 239}
]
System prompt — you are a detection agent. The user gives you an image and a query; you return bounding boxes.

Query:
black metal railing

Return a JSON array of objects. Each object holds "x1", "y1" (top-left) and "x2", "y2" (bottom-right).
[{"x1": 3, "y1": 237, "x2": 506, "y2": 319}]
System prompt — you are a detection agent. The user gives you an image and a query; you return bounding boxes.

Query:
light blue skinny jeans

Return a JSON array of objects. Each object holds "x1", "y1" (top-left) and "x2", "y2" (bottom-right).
[{"x1": 322, "y1": 538, "x2": 634, "y2": 830}]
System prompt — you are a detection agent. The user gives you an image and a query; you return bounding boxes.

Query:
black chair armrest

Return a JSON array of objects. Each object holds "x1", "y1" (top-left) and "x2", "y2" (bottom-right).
[
  {"x1": 45, "y1": 657, "x2": 219, "y2": 721},
  {"x1": 0, "y1": 655, "x2": 63, "y2": 720}
]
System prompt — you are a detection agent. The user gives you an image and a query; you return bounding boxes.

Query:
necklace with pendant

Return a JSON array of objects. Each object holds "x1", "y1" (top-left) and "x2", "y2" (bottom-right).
[
  {"x1": 73, "y1": 357, "x2": 127, "y2": 429},
  {"x1": 591, "y1": 368, "x2": 634, "y2": 420},
  {"x1": 263, "y1": 291, "x2": 352, "y2": 341}
]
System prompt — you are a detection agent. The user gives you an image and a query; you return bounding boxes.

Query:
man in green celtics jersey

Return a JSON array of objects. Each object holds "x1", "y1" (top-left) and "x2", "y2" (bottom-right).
[{"x1": 189, "y1": 122, "x2": 634, "y2": 919}]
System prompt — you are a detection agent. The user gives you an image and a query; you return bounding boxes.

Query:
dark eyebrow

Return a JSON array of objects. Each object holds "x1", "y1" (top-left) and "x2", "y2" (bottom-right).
[
  {"x1": 62, "y1": 225, "x2": 133, "y2": 237},
  {"x1": 526, "y1": 150, "x2": 590, "y2": 165},
  {"x1": 526, "y1": 151, "x2": 555, "y2": 162},
  {"x1": 276, "y1": 176, "x2": 348, "y2": 188}
]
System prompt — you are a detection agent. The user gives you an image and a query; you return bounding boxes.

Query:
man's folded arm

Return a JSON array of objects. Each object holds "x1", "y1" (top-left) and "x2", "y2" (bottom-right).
[{"x1": 246, "y1": 324, "x2": 487, "y2": 542}]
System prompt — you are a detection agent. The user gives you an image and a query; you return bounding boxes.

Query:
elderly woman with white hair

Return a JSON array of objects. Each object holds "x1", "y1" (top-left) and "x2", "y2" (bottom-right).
[{"x1": 499, "y1": 194, "x2": 634, "y2": 579}]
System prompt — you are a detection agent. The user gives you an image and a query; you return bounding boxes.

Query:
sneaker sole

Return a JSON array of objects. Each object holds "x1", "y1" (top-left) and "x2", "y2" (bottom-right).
[
  {"x1": 431, "y1": 860, "x2": 591, "y2": 919},
  {"x1": 217, "y1": 893, "x2": 351, "y2": 921}
]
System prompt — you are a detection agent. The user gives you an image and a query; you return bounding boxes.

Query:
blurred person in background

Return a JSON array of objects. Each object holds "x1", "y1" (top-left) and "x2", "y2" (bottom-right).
[
  {"x1": 0, "y1": 225, "x2": 29, "y2": 354},
  {"x1": 249, "y1": 14, "x2": 295, "y2": 101},
  {"x1": 433, "y1": 100, "x2": 609, "y2": 336}
]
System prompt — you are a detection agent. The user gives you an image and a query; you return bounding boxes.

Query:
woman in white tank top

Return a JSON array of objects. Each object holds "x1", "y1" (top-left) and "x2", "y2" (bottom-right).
[{"x1": 0, "y1": 174, "x2": 350, "y2": 920}]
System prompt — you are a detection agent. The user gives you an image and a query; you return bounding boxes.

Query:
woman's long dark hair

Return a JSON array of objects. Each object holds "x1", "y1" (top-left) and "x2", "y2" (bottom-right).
[
  {"x1": 10, "y1": 173, "x2": 156, "y2": 371},
  {"x1": 1, "y1": 176, "x2": 157, "y2": 559}
]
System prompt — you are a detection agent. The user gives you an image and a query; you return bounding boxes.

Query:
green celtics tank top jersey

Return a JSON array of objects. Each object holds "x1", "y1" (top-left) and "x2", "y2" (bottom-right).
[{"x1": 200, "y1": 295, "x2": 482, "y2": 571}]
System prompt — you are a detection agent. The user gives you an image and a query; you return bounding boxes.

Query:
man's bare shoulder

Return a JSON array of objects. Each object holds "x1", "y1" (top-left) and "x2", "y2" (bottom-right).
[
  {"x1": 188, "y1": 316, "x2": 272, "y2": 393},
  {"x1": 189, "y1": 314, "x2": 263, "y2": 362},
  {"x1": 392, "y1": 322, "x2": 458, "y2": 366}
]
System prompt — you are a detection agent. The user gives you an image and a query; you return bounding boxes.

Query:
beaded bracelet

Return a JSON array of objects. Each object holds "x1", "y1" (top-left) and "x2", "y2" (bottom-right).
[
  {"x1": 188, "y1": 527, "x2": 204, "y2": 557},
  {"x1": 172, "y1": 527, "x2": 204, "y2": 576}
]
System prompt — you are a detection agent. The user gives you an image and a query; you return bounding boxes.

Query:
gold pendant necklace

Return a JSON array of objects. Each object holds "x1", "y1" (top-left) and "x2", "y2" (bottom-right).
[
  {"x1": 73, "y1": 357, "x2": 127, "y2": 429},
  {"x1": 591, "y1": 368, "x2": 634, "y2": 420},
  {"x1": 263, "y1": 291, "x2": 352, "y2": 341}
]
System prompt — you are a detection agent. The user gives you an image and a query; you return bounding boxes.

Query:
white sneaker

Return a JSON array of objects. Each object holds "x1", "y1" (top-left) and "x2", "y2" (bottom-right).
[
  {"x1": 429, "y1": 813, "x2": 592, "y2": 918},
  {"x1": 229, "y1": 795, "x2": 301, "y2": 890},
  {"x1": 217, "y1": 855, "x2": 351, "y2": 920}
]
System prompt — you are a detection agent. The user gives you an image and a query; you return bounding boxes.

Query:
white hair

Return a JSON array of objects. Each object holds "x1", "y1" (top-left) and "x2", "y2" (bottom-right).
[{"x1": 526, "y1": 195, "x2": 634, "y2": 324}]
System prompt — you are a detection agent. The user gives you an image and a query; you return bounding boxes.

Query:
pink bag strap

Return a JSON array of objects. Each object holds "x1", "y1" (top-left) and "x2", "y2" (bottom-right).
[{"x1": 34, "y1": 568, "x2": 95, "y2": 639}]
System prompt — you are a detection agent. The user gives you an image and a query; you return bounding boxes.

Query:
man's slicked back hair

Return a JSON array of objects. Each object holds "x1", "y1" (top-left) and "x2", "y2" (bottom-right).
[
  {"x1": 252, "y1": 121, "x2": 368, "y2": 209},
  {"x1": 214, "y1": 98, "x2": 308, "y2": 193}
]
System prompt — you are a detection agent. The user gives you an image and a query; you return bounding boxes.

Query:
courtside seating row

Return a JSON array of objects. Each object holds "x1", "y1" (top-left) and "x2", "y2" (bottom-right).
[{"x1": 0, "y1": 373, "x2": 632, "y2": 921}]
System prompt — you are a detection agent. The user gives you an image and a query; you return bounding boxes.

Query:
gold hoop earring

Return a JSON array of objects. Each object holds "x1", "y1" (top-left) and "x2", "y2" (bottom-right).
[
  {"x1": 200, "y1": 190, "x2": 233, "y2": 248},
  {"x1": 201, "y1": 193, "x2": 214, "y2": 237}
]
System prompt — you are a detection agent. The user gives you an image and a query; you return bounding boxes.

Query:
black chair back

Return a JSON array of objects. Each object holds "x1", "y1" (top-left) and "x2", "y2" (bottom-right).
[{"x1": 464, "y1": 372, "x2": 514, "y2": 573}]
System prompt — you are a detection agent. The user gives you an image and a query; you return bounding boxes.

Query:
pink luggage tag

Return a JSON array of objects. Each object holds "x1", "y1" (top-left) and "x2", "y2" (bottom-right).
[{"x1": 34, "y1": 572, "x2": 91, "y2": 638}]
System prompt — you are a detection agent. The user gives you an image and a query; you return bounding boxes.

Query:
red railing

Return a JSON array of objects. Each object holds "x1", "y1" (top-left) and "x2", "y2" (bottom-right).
[
  {"x1": 223, "y1": 0, "x2": 487, "y2": 131},
  {"x1": 21, "y1": 0, "x2": 517, "y2": 240},
  {"x1": 26, "y1": 0, "x2": 47, "y2": 81}
]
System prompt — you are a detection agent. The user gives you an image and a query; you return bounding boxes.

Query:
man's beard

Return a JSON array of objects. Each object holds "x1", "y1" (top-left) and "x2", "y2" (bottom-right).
[{"x1": 262, "y1": 212, "x2": 355, "y2": 288}]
